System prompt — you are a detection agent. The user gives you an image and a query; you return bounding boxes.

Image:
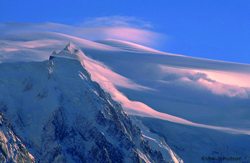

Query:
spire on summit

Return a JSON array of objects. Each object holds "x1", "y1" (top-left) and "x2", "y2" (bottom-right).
[
  {"x1": 63, "y1": 41, "x2": 72, "y2": 52},
  {"x1": 49, "y1": 42, "x2": 82, "y2": 61}
]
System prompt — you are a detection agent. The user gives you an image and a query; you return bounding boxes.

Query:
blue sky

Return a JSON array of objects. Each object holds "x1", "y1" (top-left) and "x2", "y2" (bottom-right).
[{"x1": 0, "y1": 0, "x2": 249, "y2": 64}]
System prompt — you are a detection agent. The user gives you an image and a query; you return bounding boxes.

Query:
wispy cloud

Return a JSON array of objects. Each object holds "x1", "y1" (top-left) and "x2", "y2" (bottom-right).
[
  {"x1": 159, "y1": 65, "x2": 250, "y2": 98},
  {"x1": 80, "y1": 16, "x2": 153, "y2": 29}
]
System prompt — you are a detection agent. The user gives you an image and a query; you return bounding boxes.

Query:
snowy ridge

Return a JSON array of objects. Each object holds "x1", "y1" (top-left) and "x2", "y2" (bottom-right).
[{"x1": 0, "y1": 44, "x2": 182, "y2": 163}]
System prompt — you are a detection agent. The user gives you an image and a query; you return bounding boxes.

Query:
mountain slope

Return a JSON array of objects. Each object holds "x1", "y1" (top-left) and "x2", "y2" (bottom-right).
[{"x1": 0, "y1": 43, "x2": 182, "y2": 163}]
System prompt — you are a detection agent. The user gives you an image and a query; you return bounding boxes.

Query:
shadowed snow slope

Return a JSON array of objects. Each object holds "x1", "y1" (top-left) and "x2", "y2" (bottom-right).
[{"x1": 0, "y1": 44, "x2": 182, "y2": 163}]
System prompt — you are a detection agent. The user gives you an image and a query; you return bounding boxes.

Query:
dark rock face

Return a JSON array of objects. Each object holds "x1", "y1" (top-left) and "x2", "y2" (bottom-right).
[
  {"x1": 0, "y1": 113, "x2": 35, "y2": 163},
  {"x1": 36, "y1": 80, "x2": 168, "y2": 163},
  {"x1": 0, "y1": 46, "x2": 174, "y2": 163},
  {"x1": 22, "y1": 78, "x2": 33, "y2": 92}
]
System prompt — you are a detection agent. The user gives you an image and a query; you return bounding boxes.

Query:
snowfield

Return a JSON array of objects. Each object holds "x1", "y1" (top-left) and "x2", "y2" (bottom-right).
[{"x1": 0, "y1": 23, "x2": 250, "y2": 162}]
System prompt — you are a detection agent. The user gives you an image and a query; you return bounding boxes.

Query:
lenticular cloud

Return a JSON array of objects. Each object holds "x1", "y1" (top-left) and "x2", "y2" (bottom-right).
[{"x1": 0, "y1": 22, "x2": 161, "y2": 47}]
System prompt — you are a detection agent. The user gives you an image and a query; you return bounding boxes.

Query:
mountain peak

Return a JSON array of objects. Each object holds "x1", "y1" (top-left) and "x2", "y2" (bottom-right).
[
  {"x1": 63, "y1": 41, "x2": 72, "y2": 52},
  {"x1": 0, "y1": 48, "x2": 180, "y2": 162},
  {"x1": 49, "y1": 42, "x2": 80, "y2": 60}
]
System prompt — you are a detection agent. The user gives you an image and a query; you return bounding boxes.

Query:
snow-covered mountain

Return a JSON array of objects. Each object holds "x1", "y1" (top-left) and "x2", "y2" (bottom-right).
[
  {"x1": 1, "y1": 23, "x2": 250, "y2": 162},
  {"x1": 0, "y1": 43, "x2": 182, "y2": 163}
]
